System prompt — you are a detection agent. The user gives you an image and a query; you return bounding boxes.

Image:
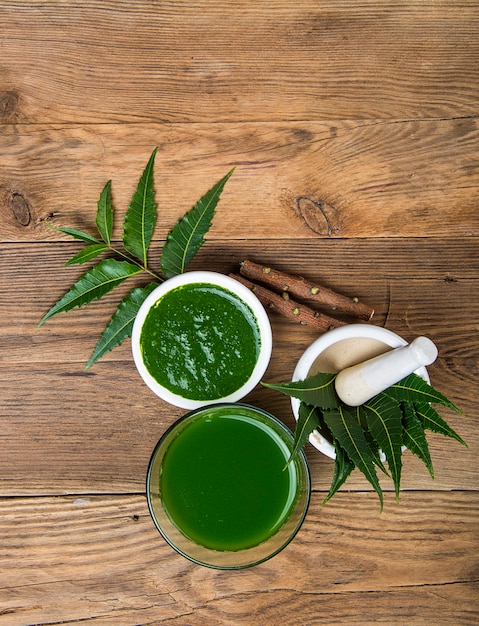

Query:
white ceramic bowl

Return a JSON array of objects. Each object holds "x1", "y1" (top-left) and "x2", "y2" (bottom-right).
[
  {"x1": 132, "y1": 271, "x2": 272, "y2": 409},
  {"x1": 291, "y1": 324, "x2": 430, "y2": 459}
]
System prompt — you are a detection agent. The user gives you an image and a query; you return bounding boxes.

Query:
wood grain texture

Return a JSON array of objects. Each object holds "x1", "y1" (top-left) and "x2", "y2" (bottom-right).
[
  {"x1": 1, "y1": 1, "x2": 478, "y2": 623},
  {"x1": 1, "y1": 359, "x2": 475, "y2": 496},
  {"x1": 1, "y1": 240, "x2": 477, "y2": 495},
  {"x1": 1, "y1": 1, "x2": 478, "y2": 124},
  {"x1": 2, "y1": 120, "x2": 478, "y2": 242},
  {"x1": 3, "y1": 239, "x2": 477, "y2": 368},
  {"x1": 0, "y1": 493, "x2": 477, "y2": 625}
]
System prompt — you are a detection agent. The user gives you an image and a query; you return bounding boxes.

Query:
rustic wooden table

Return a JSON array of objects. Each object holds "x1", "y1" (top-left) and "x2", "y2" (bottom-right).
[{"x1": 1, "y1": 2, "x2": 478, "y2": 624}]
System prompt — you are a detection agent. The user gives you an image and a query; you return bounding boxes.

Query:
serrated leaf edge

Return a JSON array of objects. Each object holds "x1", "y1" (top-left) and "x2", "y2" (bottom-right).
[
  {"x1": 286, "y1": 403, "x2": 320, "y2": 467},
  {"x1": 122, "y1": 148, "x2": 158, "y2": 265},
  {"x1": 324, "y1": 406, "x2": 384, "y2": 510},
  {"x1": 85, "y1": 282, "x2": 158, "y2": 370},
  {"x1": 96, "y1": 180, "x2": 113, "y2": 244},
  {"x1": 160, "y1": 168, "x2": 234, "y2": 277},
  {"x1": 38, "y1": 259, "x2": 142, "y2": 326},
  {"x1": 65, "y1": 243, "x2": 108, "y2": 266},
  {"x1": 364, "y1": 398, "x2": 403, "y2": 501}
]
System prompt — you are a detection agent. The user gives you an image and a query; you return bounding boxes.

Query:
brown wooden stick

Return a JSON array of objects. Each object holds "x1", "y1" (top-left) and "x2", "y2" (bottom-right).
[
  {"x1": 230, "y1": 274, "x2": 346, "y2": 332},
  {"x1": 240, "y1": 260, "x2": 374, "y2": 321}
]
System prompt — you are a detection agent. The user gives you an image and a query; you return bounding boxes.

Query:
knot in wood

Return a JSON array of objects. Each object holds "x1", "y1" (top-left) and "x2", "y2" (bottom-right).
[
  {"x1": 0, "y1": 91, "x2": 19, "y2": 121},
  {"x1": 296, "y1": 196, "x2": 339, "y2": 236},
  {"x1": 11, "y1": 193, "x2": 31, "y2": 227}
]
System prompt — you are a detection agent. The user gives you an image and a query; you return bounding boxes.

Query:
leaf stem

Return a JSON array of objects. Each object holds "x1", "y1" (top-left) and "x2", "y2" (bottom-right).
[{"x1": 106, "y1": 244, "x2": 163, "y2": 282}]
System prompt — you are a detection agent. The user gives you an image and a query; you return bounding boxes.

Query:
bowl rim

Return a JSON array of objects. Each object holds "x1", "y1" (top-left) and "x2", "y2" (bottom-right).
[
  {"x1": 291, "y1": 324, "x2": 430, "y2": 459},
  {"x1": 131, "y1": 271, "x2": 272, "y2": 409}
]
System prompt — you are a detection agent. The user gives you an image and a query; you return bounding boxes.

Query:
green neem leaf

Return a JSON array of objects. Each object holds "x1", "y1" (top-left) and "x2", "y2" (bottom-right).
[
  {"x1": 322, "y1": 441, "x2": 355, "y2": 505},
  {"x1": 123, "y1": 148, "x2": 158, "y2": 265},
  {"x1": 384, "y1": 373, "x2": 463, "y2": 414},
  {"x1": 47, "y1": 223, "x2": 101, "y2": 244},
  {"x1": 38, "y1": 259, "x2": 142, "y2": 326},
  {"x1": 65, "y1": 243, "x2": 108, "y2": 266},
  {"x1": 262, "y1": 371, "x2": 339, "y2": 409},
  {"x1": 401, "y1": 402, "x2": 434, "y2": 479},
  {"x1": 85, "y1": 282, "x2": 157, "y2": 370},
  {"x1": 358, "y1": 406, "x2": 389, "y2": 476},
  {"x1": 323, "y1": 405, "x2": 384, "y2": 509},
  {"x1": 96, "y1": 180, "x2": 113, "y2": 244},
  {"x1": 364, "y1": 394, "x2": 404, "y2": 501},
  {"x1": 160, "y1": 168, "x2": 235, "y2": 278},
  {"x1": 287, "y1": 403, "x2": 321, "y2": 466},
  {"x1": 414, "y1": 401, "x2": 467, "y2": 447}
]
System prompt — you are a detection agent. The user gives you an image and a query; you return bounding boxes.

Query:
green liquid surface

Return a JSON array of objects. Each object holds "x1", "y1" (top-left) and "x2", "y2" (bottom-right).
[
  {"x1": 160, "y1": 407, "x2": 299, "y2": 552},
  {"x1": 140, "y1": 283, "x2": 261, "y2": 400}
]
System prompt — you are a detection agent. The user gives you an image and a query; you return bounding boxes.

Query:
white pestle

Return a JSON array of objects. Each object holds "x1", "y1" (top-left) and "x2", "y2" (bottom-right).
[{"x1": 334, "y1": 336, "x2": 438, "y2": 407}]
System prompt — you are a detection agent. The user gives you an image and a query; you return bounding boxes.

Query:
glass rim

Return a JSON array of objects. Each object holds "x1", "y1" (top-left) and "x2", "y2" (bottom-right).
[{"x1": 146, "y1": 402, "x2": 311, "y2": 569}]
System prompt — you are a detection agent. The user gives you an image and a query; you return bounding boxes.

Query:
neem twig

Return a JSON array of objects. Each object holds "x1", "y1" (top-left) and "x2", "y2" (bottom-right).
[
  {"x1": 240, "y1": 260, "x2": 374, "y2": 321},
  {"x1": 230, "y1": 274, "x2": 346, "y2": 332}
]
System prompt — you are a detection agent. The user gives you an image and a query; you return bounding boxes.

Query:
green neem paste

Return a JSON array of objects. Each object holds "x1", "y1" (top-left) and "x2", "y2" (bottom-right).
[
  {"x1": 140, "y1": 282, "x2": 261, "y2": 400},
  {"x1": 159, "y1": 405, "x2": 299, "y2": 551}
]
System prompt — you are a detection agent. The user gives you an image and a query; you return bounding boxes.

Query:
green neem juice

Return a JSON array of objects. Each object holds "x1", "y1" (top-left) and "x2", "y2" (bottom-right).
[{"x1": 148, "y1": 405, "x2": 308, "y2": 556}]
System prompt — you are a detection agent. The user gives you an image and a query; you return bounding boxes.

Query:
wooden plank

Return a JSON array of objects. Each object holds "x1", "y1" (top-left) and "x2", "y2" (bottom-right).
[
  {"x1": 2, "y1": 120, "x2": 478, "y2": 242},
  {"x1": 1, "y1": 240, "x2": 476, "y2": 495},
  {"x1": 0, "y1": 492, "x2": 477, "y2": 625},
  {"x1": 1, "y1": 358, "x2": 475, "y2": 495},
  {"x1": 1, "y1": 1, "x2": 478, "y2": 124},
  {"x1": 2, "y1": 240, "x2": 477, "y2": 367},
  {"x1": 0, "y1": 357, "x2": 475, "y2": 496},
  {"x1": 4, "y1": 238, "x2": 477, "y2": 284},
  {"x1": 2, "y1": 585, "x2": 475, "y2": 626}
]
